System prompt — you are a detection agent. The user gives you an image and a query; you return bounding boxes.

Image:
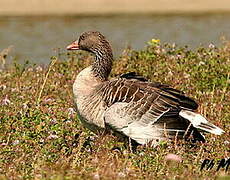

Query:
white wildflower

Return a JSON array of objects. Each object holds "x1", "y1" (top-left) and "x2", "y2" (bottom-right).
[
  {"x1": 68, "y1": 108, "x2": 76, "y2": 116},
  {"x1": 47, "y1": 134, "x2": 58, "y2": 140},
  {"x1": 209, "y1": 43, "x2": 215, "y2": 49},
  {"x1": 198, "y1": 61, "x2": 205, "y2": 66},
  {"x1": 2, "y1": 96, "x2": 10, "y2": 105},
  {"x1": 93, "y1": 172, "x2": 100, "y2": 180},
  {"x1": 118, "y1": 172, "x2": 126, "y2": 178},
  {"x1": 36, "y1": 66, "x2": 43, "y2": 72},
  {"x1": 12, "y1": 140, "x2": 20, "y2": 146}
]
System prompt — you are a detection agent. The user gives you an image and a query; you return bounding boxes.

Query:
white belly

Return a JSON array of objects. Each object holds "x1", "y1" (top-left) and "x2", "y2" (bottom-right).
[{"x1": 73, "y1": 66, "x2": 106, "y2": 130}]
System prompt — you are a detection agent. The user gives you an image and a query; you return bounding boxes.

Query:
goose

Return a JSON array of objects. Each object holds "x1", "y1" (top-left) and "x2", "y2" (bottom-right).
[{"x1": 66, "y1": 31, "x2": 224, "y2": 145}]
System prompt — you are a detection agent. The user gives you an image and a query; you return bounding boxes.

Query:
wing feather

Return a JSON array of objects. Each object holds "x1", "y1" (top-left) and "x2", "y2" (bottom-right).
[
  {"x1": 97, "y1": 73, "x2": 200, "y2": 143},
  {"x1": 95, "y1": 74, "x2": 198, "y2": 137}
]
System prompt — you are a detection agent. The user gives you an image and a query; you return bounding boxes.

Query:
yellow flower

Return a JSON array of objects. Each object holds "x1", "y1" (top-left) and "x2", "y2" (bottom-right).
[
  {"x1": 151, "y1": 39, "x2": 160, "y2": 43},
  {"x1": 147, "y1": 38, "x2": 161, "y2": 46}
]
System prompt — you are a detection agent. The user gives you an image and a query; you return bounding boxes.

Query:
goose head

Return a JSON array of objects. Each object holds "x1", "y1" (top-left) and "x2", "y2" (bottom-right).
[
  {"x1": 67, "y1": 31, "x2": 112, "y2": 55},
  {"x1": 67, "y1": 31, "x2": 113, "y2": 81}
]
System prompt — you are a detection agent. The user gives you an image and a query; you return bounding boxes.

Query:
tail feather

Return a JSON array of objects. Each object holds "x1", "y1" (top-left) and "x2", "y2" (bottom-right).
[{"x1": 179, "y1": 110, "x2": 224, "y2": 135}]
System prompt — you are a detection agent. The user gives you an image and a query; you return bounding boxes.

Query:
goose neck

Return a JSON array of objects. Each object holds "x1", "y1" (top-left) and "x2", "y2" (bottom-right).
[{"x1": 92, "y1": 49, "x2": 113, "y2": 81}]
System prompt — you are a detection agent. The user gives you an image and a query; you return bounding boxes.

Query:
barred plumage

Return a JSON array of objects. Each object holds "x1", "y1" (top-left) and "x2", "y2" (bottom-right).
[{"x1": 67, "y1": 31, "x2": 224, "y2": 145}]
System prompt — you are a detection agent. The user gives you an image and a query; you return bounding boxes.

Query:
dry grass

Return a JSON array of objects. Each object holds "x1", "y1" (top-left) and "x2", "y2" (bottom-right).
[
  {"x1": 0, "y1": 40, "x2": 229, "y2": 179},
  {"x1": 0, "y1": 46, "x2": 13, "y2": 70}
]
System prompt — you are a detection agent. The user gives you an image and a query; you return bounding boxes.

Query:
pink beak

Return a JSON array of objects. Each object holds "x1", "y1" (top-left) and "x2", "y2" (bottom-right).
[{"x1": 66, "y1": 41, "x2": 79, "y2": 50}]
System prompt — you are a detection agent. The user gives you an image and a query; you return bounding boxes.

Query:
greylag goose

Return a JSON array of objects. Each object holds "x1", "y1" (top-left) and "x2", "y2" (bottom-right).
[{"x1": 66, "y1": 31, "x2": 224, "y2": 145}]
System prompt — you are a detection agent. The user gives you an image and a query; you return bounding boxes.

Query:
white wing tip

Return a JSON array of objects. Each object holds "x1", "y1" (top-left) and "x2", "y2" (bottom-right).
[
  {"x1": 179, "y1": 110, "x2": 224, "y2": 135},
  {"x1": 209, "y1": 127, "x2": 225, "y2": 135}
]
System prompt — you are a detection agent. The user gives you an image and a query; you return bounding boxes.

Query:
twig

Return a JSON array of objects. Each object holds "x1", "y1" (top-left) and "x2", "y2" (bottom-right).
[
  {"x1": 36, "y1": 58, "x2": 57, "y2": 106},
  {"x1": 220, "y1": 72, "x2": 229, "y2": 102}
]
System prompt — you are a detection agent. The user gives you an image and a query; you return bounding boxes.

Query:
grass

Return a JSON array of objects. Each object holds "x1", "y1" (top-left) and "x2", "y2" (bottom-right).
[{"x1": 0, "y1": 40, "x2": 229, "y2": 179}]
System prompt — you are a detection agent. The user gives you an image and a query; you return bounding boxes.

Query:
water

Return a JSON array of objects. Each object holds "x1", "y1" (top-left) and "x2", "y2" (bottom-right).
[{"x1": 0, "y1": 14, "x2": 230, "y2": 64}]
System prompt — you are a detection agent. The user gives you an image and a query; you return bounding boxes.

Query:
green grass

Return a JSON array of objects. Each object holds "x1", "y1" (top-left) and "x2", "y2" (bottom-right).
[{"x1": 0, "y1": 40, "x2": 229, "y2": 179}]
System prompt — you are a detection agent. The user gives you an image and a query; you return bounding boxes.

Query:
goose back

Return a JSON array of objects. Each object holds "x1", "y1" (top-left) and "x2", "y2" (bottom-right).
[{"x1": 92, "y1": 74, "x2": 199, "y2": 144}]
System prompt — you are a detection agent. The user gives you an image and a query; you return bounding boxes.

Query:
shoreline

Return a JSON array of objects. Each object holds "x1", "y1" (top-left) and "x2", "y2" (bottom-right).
[
  {"x1": 1, "y1": 11, "x2": 230, "y2": 17},
  {"x1": 0, "y1": 11, "x2": 230, "y2": 19}
]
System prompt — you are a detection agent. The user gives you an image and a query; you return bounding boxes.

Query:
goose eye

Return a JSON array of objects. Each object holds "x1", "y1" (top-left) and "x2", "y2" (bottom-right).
[{"x1": 80, "y1": 35, "x2": 85, "y2": 41}]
